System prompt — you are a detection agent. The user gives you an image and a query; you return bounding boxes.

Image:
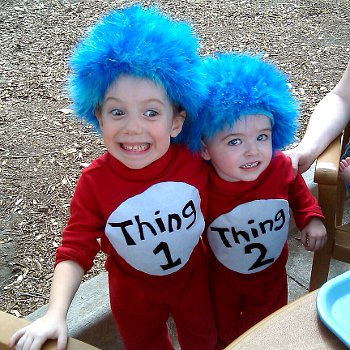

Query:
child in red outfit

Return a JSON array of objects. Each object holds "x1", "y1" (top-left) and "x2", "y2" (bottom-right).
[
  {"x1": 197, "y1": 52, "x2": 327, "y2": 349},
  {"x1": 9, "y1": 6, "x2": 216, "y2": 350}
]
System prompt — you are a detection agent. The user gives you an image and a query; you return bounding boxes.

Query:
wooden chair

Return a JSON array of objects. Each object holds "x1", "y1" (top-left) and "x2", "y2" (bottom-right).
[{"x1": 309, "y1": 124, "x2": 350, "y2": 291}]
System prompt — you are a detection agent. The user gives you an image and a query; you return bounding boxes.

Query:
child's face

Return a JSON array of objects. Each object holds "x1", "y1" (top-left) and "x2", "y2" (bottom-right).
[
  {"x1": 96, "y1": 75, "x2": 185, "y2": 169},
  {"x1": 202, "y1": 114, "x2": 273, "y2": 182}
]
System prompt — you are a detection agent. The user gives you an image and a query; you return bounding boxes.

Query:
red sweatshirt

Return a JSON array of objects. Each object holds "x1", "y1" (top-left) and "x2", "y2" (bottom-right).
[
  {"x1": 205, "y1": 151, "x2": 324, "y2": 277},
  {"x1": 56, "y1": 144, "x2": 209, "y2": 282}
]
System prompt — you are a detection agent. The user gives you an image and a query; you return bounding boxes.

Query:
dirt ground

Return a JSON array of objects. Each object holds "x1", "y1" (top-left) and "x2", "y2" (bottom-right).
[{"x1": 0, "y1": 0, "x2": 349, "y2": 318}]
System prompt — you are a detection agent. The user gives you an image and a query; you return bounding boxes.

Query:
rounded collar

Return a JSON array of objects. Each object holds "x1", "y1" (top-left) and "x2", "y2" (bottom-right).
[{"x1": 106, "y1": 146, "x2": 175, "y2": 182}]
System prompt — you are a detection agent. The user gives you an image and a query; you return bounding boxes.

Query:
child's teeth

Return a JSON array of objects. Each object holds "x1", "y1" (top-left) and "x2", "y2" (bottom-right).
[
  {"x1": 123, "y1": 144, "x2": 149, "y2": 151},
  {"x1": 243, "y1": 162, "x2": 258, "y2": 168}
]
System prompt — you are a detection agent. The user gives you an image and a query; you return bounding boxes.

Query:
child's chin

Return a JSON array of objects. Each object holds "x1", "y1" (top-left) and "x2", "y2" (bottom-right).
[{"x1": 241, "y1": 172, "x2": 261, "y2": 182}]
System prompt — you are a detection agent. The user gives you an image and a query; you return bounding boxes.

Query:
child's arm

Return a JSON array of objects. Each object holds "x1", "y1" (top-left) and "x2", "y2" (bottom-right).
[
  {"x1": 285, "y1": 154, "x2": 327, "y2": 251},
  {"x1": 9, "y1": 260, "x2": 84, "y2": 350},
  {"x1": 300, "y1": 217, "x2": 327, "y2": 252}
]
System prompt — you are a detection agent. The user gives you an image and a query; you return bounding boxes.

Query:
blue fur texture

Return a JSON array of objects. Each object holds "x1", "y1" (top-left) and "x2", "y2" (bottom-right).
[
  {"x1": 67, "y1": 4, "x2": 206, "y2": 147},
  {"x1": 198, "y1": 52, "x2": 299, "y2": 151}
]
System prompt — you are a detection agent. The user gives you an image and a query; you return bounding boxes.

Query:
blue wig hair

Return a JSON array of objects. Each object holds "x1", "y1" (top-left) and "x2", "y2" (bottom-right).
[
  {"x1": 67, "y1": 4, "x2": 206, "y2": 147},
  {"x1": 198, "y1": 52, "x2": 299, "y2": 152}
]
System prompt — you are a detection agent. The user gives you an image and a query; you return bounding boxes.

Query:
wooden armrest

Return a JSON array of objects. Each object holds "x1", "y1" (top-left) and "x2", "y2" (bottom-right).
[
  {"x1": 314, "y1": 135, "x2": 342, "y2": 185},
  {"x1": 0, "y1": 310, "x2": 101, "y2": 350}
]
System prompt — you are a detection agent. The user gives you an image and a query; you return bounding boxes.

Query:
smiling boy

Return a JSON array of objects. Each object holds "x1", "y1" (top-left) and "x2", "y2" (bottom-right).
[
  {"x1": 9, "y1": 6, "x2": 216, "y2": 350},
  {"x1": 198, "y1": 52, "x2": 327, "y2": 349}
]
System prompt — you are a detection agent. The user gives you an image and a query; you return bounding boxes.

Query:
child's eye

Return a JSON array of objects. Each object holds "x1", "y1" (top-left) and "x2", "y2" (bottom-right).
[
  {"x1": 144, "y1": 110, "x2": 158, "y2": 118},
  {"x1": 228, "y1": 138, "x2": 241, "y2": 146},
  {"x1": 257, "y1": 134, "x2": 269, "y2": 141},
  {"x1": 111, "y1": 108, "x2": 124, "y2": 116}
]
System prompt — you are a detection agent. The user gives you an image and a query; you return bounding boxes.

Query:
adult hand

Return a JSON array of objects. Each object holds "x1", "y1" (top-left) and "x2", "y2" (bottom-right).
[{"x1": 284, "y1": 145, "x2": 315, "y2": 176}]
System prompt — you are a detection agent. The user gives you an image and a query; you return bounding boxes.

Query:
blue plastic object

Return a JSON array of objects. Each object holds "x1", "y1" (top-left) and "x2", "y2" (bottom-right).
[{"x1": 316, "y1": 269, "x2": 350, "y2": 348}]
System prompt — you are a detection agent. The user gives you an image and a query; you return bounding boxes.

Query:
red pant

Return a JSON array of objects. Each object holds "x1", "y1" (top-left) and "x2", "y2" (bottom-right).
[
  {"x1": 107, "y1": 251, "x2": 217, "y2": 350},
  {"x1": 211, "y1": 261, "x2": 288, "y2": 349}
]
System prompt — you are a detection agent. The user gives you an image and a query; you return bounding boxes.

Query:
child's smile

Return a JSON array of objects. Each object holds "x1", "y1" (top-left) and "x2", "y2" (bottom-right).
[
  {"x1": 121, "y1": 143, "x2": 150, "y2": 152},
  {"x1": 241, "y1": 161, "x2": 259, "y2": 169}
]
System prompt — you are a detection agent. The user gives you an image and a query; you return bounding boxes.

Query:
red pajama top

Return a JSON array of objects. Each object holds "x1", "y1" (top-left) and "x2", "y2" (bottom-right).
[
  {"x1": 55, "y1": 144, "x2": 209, "y2": 282},
  {"x1": 204, "y1": 151, "x2": 324, "y2": 277}
]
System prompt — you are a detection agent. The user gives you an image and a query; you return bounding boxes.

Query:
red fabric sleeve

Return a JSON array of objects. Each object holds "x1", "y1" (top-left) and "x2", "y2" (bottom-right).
[
  {"x1": 288, "y1": 170, "x2": 324, "y2": 230},
  {"x1": 55, "y1": 173, "x2": 103, "y2": 272}
]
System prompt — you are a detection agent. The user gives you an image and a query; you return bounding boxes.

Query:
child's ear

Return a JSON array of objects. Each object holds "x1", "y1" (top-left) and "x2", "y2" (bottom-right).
[
  {"x1": 95, "y1": 109, "x2": 103, "y2": 128},
  {"x1": 170, "y1": 110, "x2": 186, "y2": 138},
  {"x1": 201, "y1": 140, "x2": 211, "y2": 161}
]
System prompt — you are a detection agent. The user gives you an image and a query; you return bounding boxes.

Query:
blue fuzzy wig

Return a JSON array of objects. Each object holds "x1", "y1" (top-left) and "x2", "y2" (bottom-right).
[
  {"x1": 198, "y1": 52, "x2": 299, "y2": 152},
  {"x1": 67, "y1": 4, "x2": 206, "y2": 147}
]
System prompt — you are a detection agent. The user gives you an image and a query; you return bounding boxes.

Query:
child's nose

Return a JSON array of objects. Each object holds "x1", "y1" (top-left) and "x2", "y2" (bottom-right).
[
  {"x1": 245, "y1": 140, "x2": 259, "y2": 155},
  {"x1": 124, "y1": 114, "x2": 142, "y2": 134}
]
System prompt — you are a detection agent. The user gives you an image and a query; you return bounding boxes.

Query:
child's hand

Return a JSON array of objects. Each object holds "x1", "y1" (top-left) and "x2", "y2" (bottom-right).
[
  {"x1": 8, "y1": 314, "x2": 68, "y2": 350},
  {"x1": 300, "y1": 218, "x2": 327, "y2": 252}
]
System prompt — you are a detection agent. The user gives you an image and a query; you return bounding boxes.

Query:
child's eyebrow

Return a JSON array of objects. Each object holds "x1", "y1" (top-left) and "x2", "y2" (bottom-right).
[
  {"x1": 103, "y1": 96, "x2": 165, "y2": 106},
  {"x1": 142, "y1": 98, "x2": 165, "y2": 106},
  {"x1": 221, "y1": 133, "x2": 241, "y2": 141},
  {"x1": 222, "y1": 128, "x2": 272, "y2": 140},
  {"x1": 103, "y1": 96, "x2": 123, "y2": 104}
]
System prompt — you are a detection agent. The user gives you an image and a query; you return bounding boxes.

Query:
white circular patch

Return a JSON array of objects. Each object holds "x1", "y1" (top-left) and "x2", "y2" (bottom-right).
[
  {"x1": 105, "y1": 182, "x2": 204, "y2": 276},
  {"x1": 208, "y1": 199, "x2": 290, "y2": 274}
]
